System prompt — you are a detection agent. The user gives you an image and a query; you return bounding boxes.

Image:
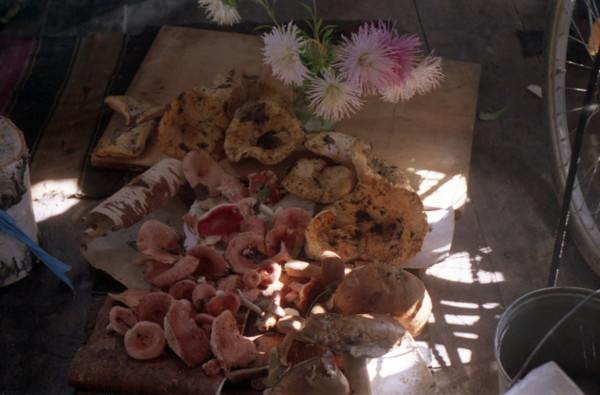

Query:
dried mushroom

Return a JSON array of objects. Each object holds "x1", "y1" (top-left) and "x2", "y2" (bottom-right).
[
  {"x1": 304, "y1": 177, "x2": 428, "y2": 265},
  {"x1": 333, "y1": 262, "x2": 432, "y2": 336},
  {"x1": 282, "y1": 158, "x2": 356, "y2": 204},
  {"x1": 224, "y1": 100, "x2": 305, "y2": 165},
  {"x1": 304, "y1": 131, "x2": 370, "y2": 164}
]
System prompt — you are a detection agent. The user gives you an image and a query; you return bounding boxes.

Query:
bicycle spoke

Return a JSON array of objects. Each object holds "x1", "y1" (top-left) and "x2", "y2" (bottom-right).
[
  {"x1": 584, "y1": 0, "x2": 599, "y2": 19},
  {"x1": 570, "y1": 34, "x2": 590, "y2": 47},
  {"x1": 567, "y1": 59, "x2": 593, "y2": 69},
  {"x1": 565, "y1": 86, "x2": 589, "y2": 92}
]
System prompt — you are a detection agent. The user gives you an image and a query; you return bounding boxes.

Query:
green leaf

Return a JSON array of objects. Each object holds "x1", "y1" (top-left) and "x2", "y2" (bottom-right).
[
  {"x1": 253, "y1": 24, "x2": 273, "y2": 32},
  {"x1": 478, "y1": 107, "x2": 508, "y2": 121}
]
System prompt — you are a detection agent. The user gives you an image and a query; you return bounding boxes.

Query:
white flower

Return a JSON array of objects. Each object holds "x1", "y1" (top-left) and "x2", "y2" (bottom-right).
[
  {"x1": 381, "y1": 55, "x2": 444, "y2": 103},
  {"x1": 198, "y1": 0, "x2": 241, "y2": 26},
  {"x1": 262, "y1": 23, "x2": 309, "y2": 86},
  {"x1": 307, "y1": 69, "x2": 363, "y2": 122}
]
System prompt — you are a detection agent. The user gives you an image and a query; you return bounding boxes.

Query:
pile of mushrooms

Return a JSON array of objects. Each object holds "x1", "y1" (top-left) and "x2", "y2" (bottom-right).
[{"x1": 100, "y1": 126, "x2": 434, "y2": 395}]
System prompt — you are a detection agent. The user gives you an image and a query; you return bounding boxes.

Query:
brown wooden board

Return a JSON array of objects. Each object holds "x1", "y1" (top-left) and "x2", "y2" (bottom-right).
[{"x1": 91, "y1": 26, "x2": 480, "y2": 213}]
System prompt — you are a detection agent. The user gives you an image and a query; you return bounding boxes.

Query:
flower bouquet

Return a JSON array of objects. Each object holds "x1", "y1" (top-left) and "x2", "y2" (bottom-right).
[{"x1": 199, "y1": 0, "x2": 444, "y2": 130}]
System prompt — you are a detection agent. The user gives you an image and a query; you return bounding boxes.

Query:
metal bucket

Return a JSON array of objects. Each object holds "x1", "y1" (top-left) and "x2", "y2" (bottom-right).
[{"x1": 494, "y1": 287, "x2": 600, "y2": 393}]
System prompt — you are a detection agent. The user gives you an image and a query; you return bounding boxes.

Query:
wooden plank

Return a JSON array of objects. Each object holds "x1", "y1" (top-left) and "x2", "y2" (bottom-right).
[{"x1": 92, "y1": 26, "x2": 480, "y2": 213}]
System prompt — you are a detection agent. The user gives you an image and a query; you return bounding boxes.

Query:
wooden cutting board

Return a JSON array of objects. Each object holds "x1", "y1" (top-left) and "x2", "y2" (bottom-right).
[{"x1": 91, "y1": 25, "x2": 480, "y2": 213}]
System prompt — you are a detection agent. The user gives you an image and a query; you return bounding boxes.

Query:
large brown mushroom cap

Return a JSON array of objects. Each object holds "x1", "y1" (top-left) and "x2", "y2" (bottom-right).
[
  {"x1": 224, "y1": 100, "x2": 305, "y2": 165},
  {"x1": 333, "y1": 262, "x2": 432, "y2": 336},
  {"x1": 304, "y1": 178, "x2": 428, "y2": 265},
  {"x1": 267, "y1": 354, "x2": 350, "y2": 395},
  {"x1": 299, "y1": 313, "x2": 406, "y2": 358}
]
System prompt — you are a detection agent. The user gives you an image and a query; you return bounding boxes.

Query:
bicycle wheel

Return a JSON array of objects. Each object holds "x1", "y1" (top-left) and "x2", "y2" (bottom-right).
[{"x1": 546, "y1": 0, "x2": 600, "y2": 276}]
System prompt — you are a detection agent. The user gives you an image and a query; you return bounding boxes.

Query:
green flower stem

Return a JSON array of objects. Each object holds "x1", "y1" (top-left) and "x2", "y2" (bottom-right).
[{"x1": 254, "y1": 0, "x2": 278, "y2": 26}]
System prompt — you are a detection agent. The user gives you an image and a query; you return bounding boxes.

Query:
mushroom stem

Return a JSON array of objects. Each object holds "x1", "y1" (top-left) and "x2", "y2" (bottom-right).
[
  {"x1": 342, "y1": 355, "x2": 372, "y2": 395},
  {"x1": 278, "y1": 331, "x2": 297, "y2": 366},
  {"x1": 237, "y1": 289, "x2": 264, "y2": 315}
]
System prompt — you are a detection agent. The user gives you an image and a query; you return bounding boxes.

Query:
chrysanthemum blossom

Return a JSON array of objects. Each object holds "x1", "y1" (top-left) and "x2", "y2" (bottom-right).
[
  {"x1": 198, "y1": 0, "x2": 241, "y2": 26},
  {"x1": 307, "y1": 69, "x2": 363, "y2": 122},
  {"x1": 262, "y1": 23, "x2": 310, "y2": 86},
  {"x1": 381, "y1": 55, "x2": 444, "y2": 103},
  {"x1": 336, "y1": 22, "x2": 421, "y2": 95}
]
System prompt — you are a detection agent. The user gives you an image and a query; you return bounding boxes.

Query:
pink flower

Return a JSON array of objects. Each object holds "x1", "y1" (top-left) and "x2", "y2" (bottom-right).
[
  {"x1": 380, "y1": 55, "x2": 444, "y2": 103},
  {"x1": 336, "y1": 21, "x2": 420, "y2": 95},
  {"x1": 307, "y1": 69, "x2": 363, "y2": 121}
]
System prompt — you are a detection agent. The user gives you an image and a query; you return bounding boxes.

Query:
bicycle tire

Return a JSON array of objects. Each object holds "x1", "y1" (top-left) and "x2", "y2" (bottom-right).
[{"x1": 545, "y1": 0, "x2": 600, "y2": 277}]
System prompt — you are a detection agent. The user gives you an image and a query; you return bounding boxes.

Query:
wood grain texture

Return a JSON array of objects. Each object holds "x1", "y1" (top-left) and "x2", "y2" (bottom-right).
[{"x1": 92, "y1": 26, "x2": 480, "y2": 213}]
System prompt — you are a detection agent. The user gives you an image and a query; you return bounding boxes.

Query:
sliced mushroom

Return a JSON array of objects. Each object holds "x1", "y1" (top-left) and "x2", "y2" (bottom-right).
[
  {"x1": 282, "y1": 158, "x2": 356, "y2": 204},
  {"x1": 267, "y1": 353, "x2": 350, "y2": 395},
  {"x1": 124, "y1": 321, "x2": 166, "y2": 360},
  {"x1": 304, "y1": 179, "x2": 428, "y2": 265},
  {"x1": 224, "y1": 100, "x2": 305, "y2": 165},
  {"x1": 333, "y1": 262, "x2": 431, "y2": 336},
  {"x1": 210, "y1": 310, "x2": 257, "y2": 369},
  {"x1": 164, "y1": 300, "x2": 211, "y2": 367},
  {"x1": 136, "y1": 220, "x2": 182, "y2": 264},
  {"x1": 304, "y1": 131, "x2": 370, "y2": 164}
]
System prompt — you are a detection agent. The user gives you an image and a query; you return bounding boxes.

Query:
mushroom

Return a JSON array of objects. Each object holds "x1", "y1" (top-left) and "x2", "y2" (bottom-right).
[
  {"x1": 206, "y1": 291, "x2": 241, "y2": 316},
  {"x1": 333, "y1": 262, "x2": 432, "y2": 336},
  {"x1": 225, "y1": 232, "x2": 268, "y2": 273},
  {"x1": 135, "y1": 292, "x2": 174, "y2": 325},
  {"x1": 266, "y1": 353, "x2": 350, "y2": 395},
  {"x1": 299, "y1": 313, "x2": 407, "y2": 395},
  {"x1": 304, "y1": 179, "x2": 428, "y2": 265},
  {"x1": 136, "y1": 220, "x2": 182, "y2": 264},
  {"x1": 304, "y1": 131, "x2": 370, "y2": 164},
  {"x1": 320, "y1": 251, "x2": 345, "y2": 287},
  {"x1": 192, "y1": 282, "x2": 217, "y2": 309},
  {"x1": 248, "y1": 170, "x2": 282, "y2": 204},
  {"x1": 142, "y1": 260, "x2": 172, "y2": 284},
  {"x1": 149, "y1": 256, "x2": 199, "y2": 288},
  {"x1": 182, "y1": 150, "x2": 225, "y2": 197},
  {"x1": 281, "y1": 158, "x2": 356, "y2": 204},
  {"x1": 107, "y1": 306, "x2": 138, "y2": 335},
  {"x1": 194, "y1": 203, "x2": 243, "y2": 238},
  {"x1": 168, "y1": 279, "x2": 196, "y2": 301},
  {"x1": 210, "y1": 310, "x2": 257, "y2": 369},
  {"x1": 224, "y1": 100, "x2": 305, "y2": 165},
  {"x1": 124, "y1": 321, "x2": 166, "y2": 360},
  {"x1": 284, "y1": 260, "x2": 322, "y2": 279},
  {"x1": 164, "y1": 300, "x2": 211, "y2": 367},
  {"x1": 186, "y1": 245, "x2": 228, "y2": 280},
  {"x1": 350, "y1": 142, "x2": 410, "y2": 188}
]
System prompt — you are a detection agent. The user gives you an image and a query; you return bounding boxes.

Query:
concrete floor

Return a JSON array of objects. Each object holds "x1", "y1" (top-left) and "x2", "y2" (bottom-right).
[{"x1": 4, "y1": 0, "x2": 600, "y2": 393}]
